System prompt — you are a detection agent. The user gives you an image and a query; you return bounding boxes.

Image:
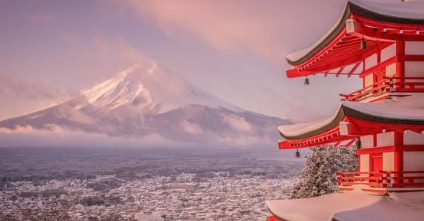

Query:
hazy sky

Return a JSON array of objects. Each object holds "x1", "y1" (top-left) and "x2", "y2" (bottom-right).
[{"x1": 0, "y1": 0, "x2": 401, "y2": 122}]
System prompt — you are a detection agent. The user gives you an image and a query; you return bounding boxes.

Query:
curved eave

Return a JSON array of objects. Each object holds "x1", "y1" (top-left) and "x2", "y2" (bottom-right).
[
  {"x1": 286, "y1": 0, "x2": 424, "y2": 66},
  {"x1": 280, "y1": 104, "x2": 424, "y2": 141}
]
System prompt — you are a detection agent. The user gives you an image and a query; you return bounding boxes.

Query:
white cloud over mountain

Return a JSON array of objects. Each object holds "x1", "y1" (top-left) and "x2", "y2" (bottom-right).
[{"x1": 0, "y1": 62, "x2": 288, "y2": 147}]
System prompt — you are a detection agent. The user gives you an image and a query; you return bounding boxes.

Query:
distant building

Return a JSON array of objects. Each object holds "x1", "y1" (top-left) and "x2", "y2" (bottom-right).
[{"x1": 136, "y1": 212, "x2": 163, "y2": 221}]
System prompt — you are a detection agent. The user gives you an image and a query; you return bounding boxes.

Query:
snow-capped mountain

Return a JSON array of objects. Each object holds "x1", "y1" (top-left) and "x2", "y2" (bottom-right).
[{"x1": 0, "y1": 62, "x2": 288, "y2": 144}]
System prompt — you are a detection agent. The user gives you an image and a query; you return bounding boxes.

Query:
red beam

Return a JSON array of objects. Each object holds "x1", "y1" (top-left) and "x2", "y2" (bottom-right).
[
  {"x1": 324, "y1": 70, "x2": 329, "y2": 77},
  {"x1": 359, "y1": 56, "x2": 397, "y2": 77},
  {"x1": 336, "y1": 67, "x2": 345, "y2": 77},
  {"x1": 287, "y1": 48, "x2": 381, "y2": 77},
  {"x1": 348, "y1": 62, "x2": 361, "y2": 78},
  {"x1": 296, "y1": 42, "x2": 392, "y2": 76},
  {"x1": 357, "y1": 146, "x2": 395, "y2": 155},
  {"x1": 398, "y1": 145, "x2": 424, "y2": 151},
  {"x1": 350, "y1": 15, "x2": 424, "y2": 42},
  {"x1": 401, "y1": 55, "x2": 424, "y2": 62},
  {"x1": 353, "y1": 14, "x2": 424, "y2": 33},
  {"x1": 292, "y1": 40, "x2": 390, "y2": 76}
]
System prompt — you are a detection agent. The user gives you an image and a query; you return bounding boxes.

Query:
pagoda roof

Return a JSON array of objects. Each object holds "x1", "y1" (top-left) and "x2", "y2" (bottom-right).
[
  {"x1": 287, "y1": 0, "x2": 424, "y2": 67},
  {"x1": 278, "y1": 94, "x2": 424, "y2": 149}
]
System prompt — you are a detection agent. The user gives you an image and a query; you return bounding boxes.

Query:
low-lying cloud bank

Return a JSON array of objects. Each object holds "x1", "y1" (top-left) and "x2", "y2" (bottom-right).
[
  {"x1": 0, "y1": 126, "x2": 274, "y2": 148},
  {"x1": 0, "y1": 126, "x2": 184, "y2": 148}
]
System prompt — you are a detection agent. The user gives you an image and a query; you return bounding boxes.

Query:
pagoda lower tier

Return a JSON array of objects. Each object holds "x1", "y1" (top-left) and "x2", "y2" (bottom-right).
[{"x1": 278, "y1": 94, "x2": 424, "y2": 191}]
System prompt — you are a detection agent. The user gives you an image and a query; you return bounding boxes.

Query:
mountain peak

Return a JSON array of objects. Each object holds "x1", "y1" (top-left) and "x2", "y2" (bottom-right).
[{"x1": 83, "y1": 62, "x2": 241, "y2": 114}]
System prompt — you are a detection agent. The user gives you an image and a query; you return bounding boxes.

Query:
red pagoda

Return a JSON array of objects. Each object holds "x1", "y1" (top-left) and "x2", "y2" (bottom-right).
[{"x1": 267, "y1": 0, "x2": 424, "y2": 220}]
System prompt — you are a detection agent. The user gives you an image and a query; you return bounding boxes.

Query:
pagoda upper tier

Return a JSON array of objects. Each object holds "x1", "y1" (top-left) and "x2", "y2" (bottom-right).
[{"x1": 286, "y1": 0, "x2": 424, "y2": 79}]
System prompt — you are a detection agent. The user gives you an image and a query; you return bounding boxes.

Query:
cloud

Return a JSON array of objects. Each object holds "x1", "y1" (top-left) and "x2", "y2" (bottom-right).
[
  {"x1": 118, "y1": 0, "x2": 345, "y2": 61},
  {"x1": 58, "y1": 33, "x2": 152, "y2": 88},
  {"x1": 0, "y1": 72, "x2": 68, "y2": 100},
  {"x1": 92, "y1": 35, "x2": 149, "y2": 68},
  {"x1": 222, "y1": 114, "x2": 252, "y2": 133},
  {"x1": 25, "y1": 12, "x2": 55, "y2": 26},
  {"x1": 121, "y1": 0, "x2": 281, "y2": 58},
  {"x1": 0, "y1": 125, "x2": 271, "y2": 148},
  {"x1": 0, "y1": 126, "x2": 187, "y2": 148},
  {"x1": 0, "y1": 126, "x2": 35, "y2": 134},
  {"x1": 181, "y1": 120, "x2": 203, "y2": 135},
  {"x1": 0, "y1": 72, "x2": 71, "y2": 120}
]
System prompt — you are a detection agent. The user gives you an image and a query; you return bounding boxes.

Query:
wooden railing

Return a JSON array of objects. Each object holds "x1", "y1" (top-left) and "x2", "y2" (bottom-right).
[
  {"x1": 336, "y1": 170, "x2": 424, "y2": 188},
  {"x1": 340, "y1": 77, "x2": 424, "y2": 102}
]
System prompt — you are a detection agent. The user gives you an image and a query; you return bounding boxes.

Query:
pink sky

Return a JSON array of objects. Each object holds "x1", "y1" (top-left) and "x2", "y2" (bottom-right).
[{"x1": 0, "y1": 0, "x2": 398, "y2": 123}]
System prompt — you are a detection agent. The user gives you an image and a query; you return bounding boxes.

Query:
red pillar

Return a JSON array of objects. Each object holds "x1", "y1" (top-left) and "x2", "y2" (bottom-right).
[
  {"x1": 395, "y1": 41, "x2": 405, "y2": 90},
  {"x1": 393, "y1": 131, "x2": 404, "y2": 172},
  {"x1": 372, "y1": 134, "x2": 377, "y2": 147},
  {"x1": 393, "y1": 131, "x2": 404, "y2": 186},
  {"x1": 357, "y1": 151, "x2": 361, "y2": 172}
]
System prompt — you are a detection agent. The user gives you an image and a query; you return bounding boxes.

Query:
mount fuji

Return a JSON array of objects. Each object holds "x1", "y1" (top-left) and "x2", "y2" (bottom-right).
[{"x1": 0, "y1": 62, "x2": 288, "y2": 144}]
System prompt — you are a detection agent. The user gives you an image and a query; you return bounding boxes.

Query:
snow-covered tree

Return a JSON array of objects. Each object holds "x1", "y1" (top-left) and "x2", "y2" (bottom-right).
[{"x1": 291, "y1": 146, "x2": 357, "y2": 199}]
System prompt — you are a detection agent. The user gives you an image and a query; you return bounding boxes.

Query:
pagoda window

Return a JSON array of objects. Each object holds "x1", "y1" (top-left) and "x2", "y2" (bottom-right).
[
  {"x1": 364, "y1": 73, "x2": 374, "y2": 88},
  {"x1": 360, "y1": 135, "x2": 374, "y2": 149},
  {"x1": 405, "y1": 62, "x2": 424, "y2": 78},
  {"x1": 359, "y1": 154, "x2": 370, "y2": 172},
  {"x1": 385, "y1": 63, "x2": 396, "y2": 78},
  {"x1": 404, "y1": 130, "x2": 424, "y2": 145},
  {"x1": 405, "y1": 41, "x2": 424, "y2": 55},
  {"x1": 365, "y1": 54, "x2": 378, "y2": 70},
  {"x1": 382, "y1": 152, "x2": 395, "y2": 171},
  {"x1": 404, "y1": 152, "x2": 424, "y2": 172},
  {"x1": 381, "y1": 43, "x2": 396, "y2": 62},
  {"x1": 377, "y1": 131, "x2": 394, "y2": 147}
]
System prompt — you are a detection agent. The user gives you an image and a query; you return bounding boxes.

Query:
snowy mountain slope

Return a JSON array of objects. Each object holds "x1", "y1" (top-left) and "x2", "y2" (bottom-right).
[{"x1": 0, "y1": 62, "x2": 288, "y2": 144}]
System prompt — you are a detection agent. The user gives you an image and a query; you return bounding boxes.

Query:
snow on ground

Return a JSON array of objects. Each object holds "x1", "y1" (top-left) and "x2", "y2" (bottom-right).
[{"x1": 266, "y1": 189, "x2": 424, "y2": 221}]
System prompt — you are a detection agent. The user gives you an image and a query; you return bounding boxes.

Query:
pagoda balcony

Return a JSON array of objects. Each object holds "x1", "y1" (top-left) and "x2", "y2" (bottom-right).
[
  {"x1": 340, "y1": 77, "x2": 424, "y2": 102},
  {"x1": 336, "y1": 170, "x2": 424, "y2": 192}
]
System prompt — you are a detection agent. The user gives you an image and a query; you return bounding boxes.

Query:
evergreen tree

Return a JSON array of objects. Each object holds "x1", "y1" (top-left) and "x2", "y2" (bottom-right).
[{"x1": 291, "y1": 146, "x2": 358, "y2": 199}]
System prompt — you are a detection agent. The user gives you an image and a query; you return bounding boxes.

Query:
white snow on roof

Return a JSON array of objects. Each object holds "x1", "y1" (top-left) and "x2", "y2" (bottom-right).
[
  {"x1": 266, "y1": 189, "x2": 379, "y2": 221},
  {"x1": 344, "y1": 94, "x2": 424, "y2": 120},
  {"x1": 352, "y1": 0, "x2": 424, "y2": 20},
  {"x1": 266, "y1": 190, "x2": 424, "y2": 221},
  {"x1": 333, "y1": 191, "x2": 424, "y2": 221},
  {"x1": 285, "y1": 4, "x2": 346, "y2": 62},
  {"x1": 286, "y1": 0, "x2": 424, "y2": 63},
  {"x1": 278, "y1": 104, "x2": 341, "y2": 137},
  {"x1": 278, "y1": 94, "x2": 424, "y2": 138}
]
